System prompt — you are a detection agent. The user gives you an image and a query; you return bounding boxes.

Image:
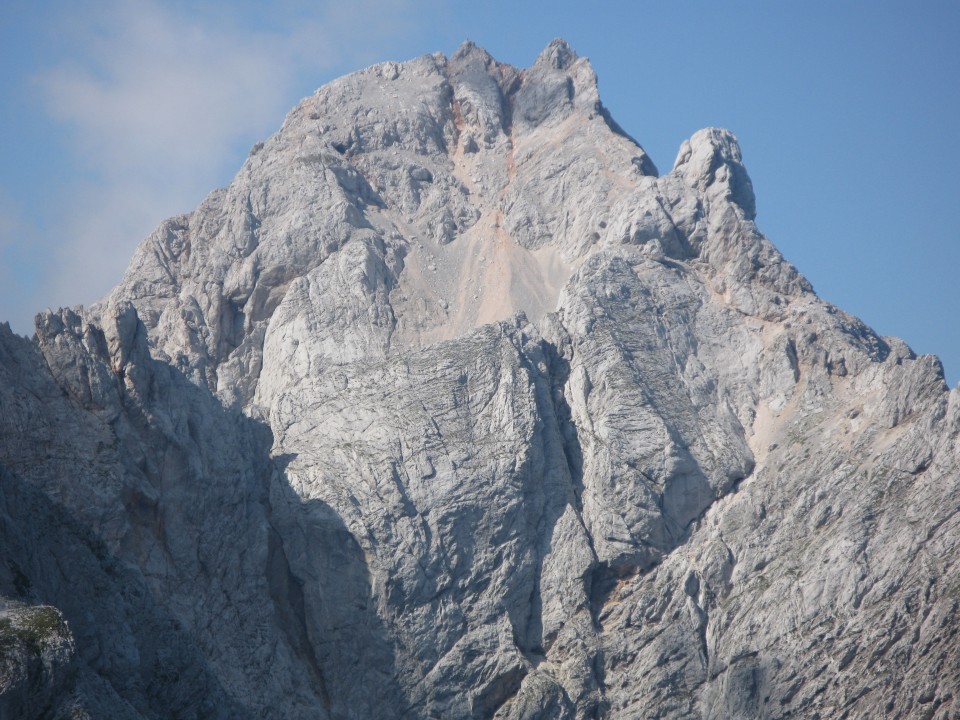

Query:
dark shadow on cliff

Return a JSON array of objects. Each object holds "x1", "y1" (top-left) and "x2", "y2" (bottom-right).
[
  {"x1": 0, "y1": 462, "x2": 247, "y2": 720},
  {"x1": 0, "y1": 318, "x2": 408, "y2": 719},
  {"x1": 266, "y1": 456, "x2": 409, "y2": 719},
  {"x1": 125, "y1": 352, "x2": 409, "y2": 719}
]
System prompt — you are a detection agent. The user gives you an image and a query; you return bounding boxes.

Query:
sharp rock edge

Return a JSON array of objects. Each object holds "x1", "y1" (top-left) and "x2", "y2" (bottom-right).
[{"x1": 2, "y1": 40, "x2": 958, "y2": 719}]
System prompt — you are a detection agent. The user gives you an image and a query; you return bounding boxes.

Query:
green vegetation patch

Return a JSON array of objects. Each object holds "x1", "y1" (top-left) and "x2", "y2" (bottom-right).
[{"x1": 0, "y1": 605, "x2": 65, "y2": 655}]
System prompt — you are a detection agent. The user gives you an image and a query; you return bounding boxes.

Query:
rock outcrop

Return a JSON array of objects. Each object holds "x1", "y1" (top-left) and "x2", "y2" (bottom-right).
[{"x1": 2, "y1": 39, "x2": 958, "y2": 718}]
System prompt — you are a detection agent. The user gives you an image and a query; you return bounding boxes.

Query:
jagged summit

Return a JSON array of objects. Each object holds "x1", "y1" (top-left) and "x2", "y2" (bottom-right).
[
  {"x1": 534, "y1": 37, "x2": 578, "y2": 70},
  {"x1": 450, "y1": 39, "x2": 493, "y2": 63},
  {"x1": 102, "y1": 39, "x2": 767, "y2": 405},
  {"x1": 3, "y1": 41, "x2": 958, "y2": 720},
  {"x1": 674, "y1": 127, "x2": 757, "y2": 219}
]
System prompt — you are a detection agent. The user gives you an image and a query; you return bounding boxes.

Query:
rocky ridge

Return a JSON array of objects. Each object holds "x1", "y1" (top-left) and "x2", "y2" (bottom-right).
[{"x1": 1, "y1": 39, "x2": 958, "y2": 718}]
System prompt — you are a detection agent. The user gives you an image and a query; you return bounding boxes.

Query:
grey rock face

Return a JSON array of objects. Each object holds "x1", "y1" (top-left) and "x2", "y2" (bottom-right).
[
  {"x1": 0, "y1": 604, "x2": 74, "y2": 720},
  {"x1": 2, "y1": 39, "x2": 959, "y2": 718}
]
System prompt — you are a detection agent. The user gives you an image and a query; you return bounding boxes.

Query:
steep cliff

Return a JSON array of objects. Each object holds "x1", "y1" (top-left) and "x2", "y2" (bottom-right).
[{"x1": 1, "y1": 40, "x2": 958, "y2": 719}]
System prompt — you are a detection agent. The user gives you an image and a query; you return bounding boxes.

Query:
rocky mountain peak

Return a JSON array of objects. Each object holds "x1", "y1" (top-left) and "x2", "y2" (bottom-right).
[
  {"x1": 450, "y1": 39, "x2": 495, "y2": 66},
  {"x1": 4, "y1": 41, "x2": 958, "y2": 720},
  {"x1": 674, "y1": 127, "x2": 757, "y2": 220},
  {"x1": 534, "y1": 37, "x2": 578, "y2": 70},
  {"x1": 515, "y1": 38, "x2": 601, "y2": 130},
  {"x1": 102, "y1": 39, "x2": 676, "y2": 402}
]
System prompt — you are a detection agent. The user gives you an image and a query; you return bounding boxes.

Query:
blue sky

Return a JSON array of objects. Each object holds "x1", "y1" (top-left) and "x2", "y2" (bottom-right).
[{"x1": 2, "y1": 1, "x2": 959, "y2": 382}]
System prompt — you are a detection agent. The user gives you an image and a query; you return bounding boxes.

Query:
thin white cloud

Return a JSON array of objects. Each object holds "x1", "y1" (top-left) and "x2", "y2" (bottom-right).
[
  {"x1": 21, "y1": 0, "x2": 443, "y2": 329},
  {"x1": 37, "y1": 0, "x2": 298, "y2": 317}
]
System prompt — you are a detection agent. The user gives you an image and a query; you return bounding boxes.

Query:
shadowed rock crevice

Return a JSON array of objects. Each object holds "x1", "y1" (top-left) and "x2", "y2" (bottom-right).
[
  {"x1": 266, "y1": 488, "x2": 409, "y2": 719},
  {"x1": 265, "y1": 523, "x2": 332, "y2": 711}
]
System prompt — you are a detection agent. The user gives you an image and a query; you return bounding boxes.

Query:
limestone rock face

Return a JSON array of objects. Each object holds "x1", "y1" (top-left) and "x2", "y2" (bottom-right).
[{"x1": 2, "y1": 40, "x2": 959, "y2": 718}]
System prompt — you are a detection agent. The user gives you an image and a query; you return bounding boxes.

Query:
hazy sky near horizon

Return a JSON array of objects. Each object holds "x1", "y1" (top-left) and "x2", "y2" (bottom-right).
[{"x1": 2, "y1": 1, "x2": 959, "y2": 381}]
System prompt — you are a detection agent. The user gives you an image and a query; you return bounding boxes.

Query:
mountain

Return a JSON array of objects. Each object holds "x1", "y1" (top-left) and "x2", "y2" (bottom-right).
[{"x1": 2, "y1": 39, "x2": 958, "y2": 719}]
